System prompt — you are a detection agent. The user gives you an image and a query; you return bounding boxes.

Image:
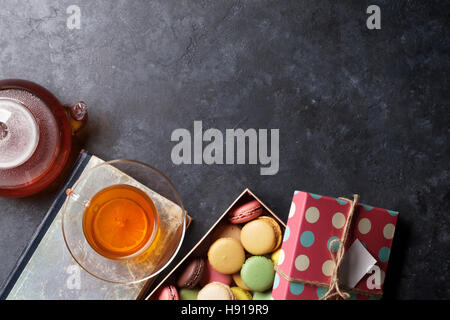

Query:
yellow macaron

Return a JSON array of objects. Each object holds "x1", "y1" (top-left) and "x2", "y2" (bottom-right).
[
  {"x1": 232, "y1": 272, "x2": 251, "y2": 291},
  {"x1": 231, "y1": 287, "x2": 252, "y2": 300},
  {"x1": 240, "y1": 217, "x2": 282, "y2": 255},
  {"x1": 208, "y1": 237, "x2": 246, "y2": 274},
  {"x1": 271, "y1": 248, "x2": 281, "y2": 265}
]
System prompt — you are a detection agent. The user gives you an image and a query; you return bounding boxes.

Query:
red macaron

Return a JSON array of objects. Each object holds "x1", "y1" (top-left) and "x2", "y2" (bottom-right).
[{"x1": 228, "y1": 200, "x2": 263, "y2": 224}]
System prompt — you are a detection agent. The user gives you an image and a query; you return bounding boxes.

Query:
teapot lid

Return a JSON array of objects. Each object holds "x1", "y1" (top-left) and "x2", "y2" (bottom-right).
[{"x1": 0, "y1": 98, "x2": 40, "y2": 169}]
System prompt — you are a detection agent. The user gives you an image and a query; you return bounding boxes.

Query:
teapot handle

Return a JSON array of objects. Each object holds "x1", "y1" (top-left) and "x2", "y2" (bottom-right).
[{"x1": 65, "y1": 101, "x2": 88, "y2": 134}]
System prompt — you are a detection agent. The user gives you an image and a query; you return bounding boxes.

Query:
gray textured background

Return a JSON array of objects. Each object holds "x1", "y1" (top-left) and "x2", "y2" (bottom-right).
[{"x1": 0, "y1": 0, "x2": 449, "y2": 299}]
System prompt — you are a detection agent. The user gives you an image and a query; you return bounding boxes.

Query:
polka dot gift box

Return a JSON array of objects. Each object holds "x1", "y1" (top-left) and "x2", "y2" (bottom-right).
[{"x1": 272, "y1": 191, "x2": 399, "y2": 300}]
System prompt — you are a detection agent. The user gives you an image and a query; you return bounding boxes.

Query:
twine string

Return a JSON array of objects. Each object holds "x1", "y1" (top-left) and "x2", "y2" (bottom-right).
[{"x1": 320, "y1": 194, "x2": 359, "y2": 300}]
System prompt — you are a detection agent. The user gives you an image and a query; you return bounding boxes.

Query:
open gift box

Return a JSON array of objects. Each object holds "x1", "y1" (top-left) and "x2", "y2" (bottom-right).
[{"x1": 145, "y1": 188, "x2": 286, "y2": 300}]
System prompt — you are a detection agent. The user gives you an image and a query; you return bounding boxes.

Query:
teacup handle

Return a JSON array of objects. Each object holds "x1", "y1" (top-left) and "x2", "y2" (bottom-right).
[{"x1": 65, "y1": 188, "x2": 90, "y2": 208}]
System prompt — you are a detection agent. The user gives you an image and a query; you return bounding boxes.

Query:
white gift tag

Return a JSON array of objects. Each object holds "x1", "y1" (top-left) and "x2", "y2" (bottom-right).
[{"x1": 339, "y1": 239, "x2": 377, "y2": 288}]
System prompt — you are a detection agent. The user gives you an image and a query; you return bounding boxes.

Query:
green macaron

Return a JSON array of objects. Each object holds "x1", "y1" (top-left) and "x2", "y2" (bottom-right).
[
  {"x1": 179, "y1": 288, "x2": 199, "y2": 300},
  {"x1": 240, "y1": 256, "x2": 275, "y2": 292},
  {"x1": 253, "y1": 291, "x2": 273, "y2": 300}
]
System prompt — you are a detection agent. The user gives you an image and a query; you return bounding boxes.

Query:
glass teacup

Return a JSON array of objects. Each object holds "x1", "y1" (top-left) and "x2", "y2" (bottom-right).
[{"x1": 62, "y1": 159, "x2": 186, "y2": 284}]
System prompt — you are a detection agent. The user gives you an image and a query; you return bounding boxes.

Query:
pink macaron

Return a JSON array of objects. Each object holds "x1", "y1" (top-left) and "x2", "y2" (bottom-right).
[
  {"x1": 157, "y1": 285, "x2": 179, "y2": 300},
  {"x1": 200, "y1": 260, "x2": 232, "y2": 286},
  {"x1": 228, "y1": 199, "x2": 263, "y2": 224}
]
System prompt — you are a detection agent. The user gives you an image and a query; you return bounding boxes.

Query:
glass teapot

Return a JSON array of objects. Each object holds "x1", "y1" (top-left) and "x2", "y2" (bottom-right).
[{"x1": 0, "y1": 79, "x2": 88, "y2": 197}]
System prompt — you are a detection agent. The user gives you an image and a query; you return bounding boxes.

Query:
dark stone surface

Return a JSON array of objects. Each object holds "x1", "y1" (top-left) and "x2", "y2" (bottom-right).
[{"x1": 0, "y1": 0, "x2": 448, "y2": 299}]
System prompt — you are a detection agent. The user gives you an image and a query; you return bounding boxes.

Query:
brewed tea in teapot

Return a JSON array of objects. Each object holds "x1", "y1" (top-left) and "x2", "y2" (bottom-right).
[{"x1": 0, "y1": 79, "x2": 87, "y2": 197}]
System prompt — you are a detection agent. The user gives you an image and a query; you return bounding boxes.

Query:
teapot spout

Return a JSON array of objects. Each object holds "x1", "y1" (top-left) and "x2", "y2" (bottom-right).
[{"x1": 65, "y1": 101, "x2": 88, "y2": 134}]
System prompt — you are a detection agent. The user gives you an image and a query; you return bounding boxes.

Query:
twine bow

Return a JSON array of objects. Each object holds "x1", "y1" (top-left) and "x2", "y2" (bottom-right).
[{"x1": 274, "y1": 194, "x2": 382, "y2": 300}]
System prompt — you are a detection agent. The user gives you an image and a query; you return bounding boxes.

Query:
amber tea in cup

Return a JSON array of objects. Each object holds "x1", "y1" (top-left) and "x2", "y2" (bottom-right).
[{"x1": 82, "y1": 184, "x2": 159, "y2": 260}]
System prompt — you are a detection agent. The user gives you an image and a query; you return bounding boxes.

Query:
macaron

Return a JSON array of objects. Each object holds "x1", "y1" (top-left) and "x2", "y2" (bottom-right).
[
  {"x1": 240, "y1": 256, "x2": 275, "y2": 292},
  {"x1": 259, "y1": 216, "x2": 282, "y2": 250},
  {"x1": 228, "y1": 200, "x2": 262, "y2": 224},
  {"x1": 232, "y1": 272, "x2": 251, "y2": 291},
  {"x1": 253, "y1": 291, "x2": 273, "y2": 300},
  {"x1": 200, "y1": 260, "x2": 232, "y2": 286},
  {"x1": 157, "y1": 285, "x2": 179, "y2": 300},
  {"x1": 271, "y1": 248, "x2": 281, "y2": 265},
  {"x1": 179, "y1": 288, "x2": 199, "y2": 300},
  {"x1": 231, "y1": 287, "x2": 252, "y2": 300},
  {"x1": 240, "y1": 217, "x2": 282, "y2": 255},
  {"x1": 176, "y1": 258, "x2": 205, "y2": 289},
  {"x1": 212, "y1": 223, "x2": 242, "y2": 242},
  {"x1": 208, "y1": 237, "x2": 245, "y2": 274},
  {"x1": 197, "y1": 282, "x2": 235, "y2": 300}
]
